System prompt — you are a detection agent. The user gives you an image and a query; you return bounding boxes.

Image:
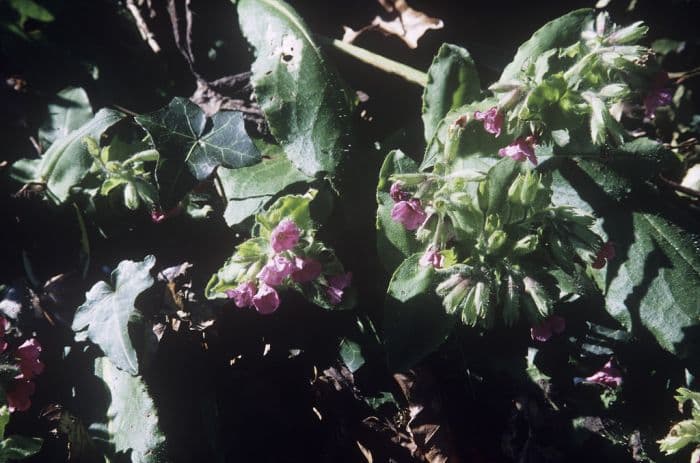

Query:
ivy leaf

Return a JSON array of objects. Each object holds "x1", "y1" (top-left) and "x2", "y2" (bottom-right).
[
  {"x1": 35, "y1": 108, "x2": 125, "y2": 202},
  {"x1": 383, "y1": 254, "x2": 455, "y2": 371},
  {"x1": 422, "y1": 44, "x2": 481, "y2": 142},
  {"x1": 38, "y1": 87, "x2": 93, "y2": 147},
  {"x1": 339, "y1": 338, "x2": 365, "y2": 373},
  {"x1": 376, "y1": 150, "x2": 423, "y2": 271},
  {"x1": 136, "y1": 98, "x2": 260, "y2": 207},
  {"x1": 218, "y1": 146, "x2": 311, "y2": 227},
  {"x1": 498, "y1": 9, "x2": 594, "y2": 83},
  {"x1": 237, "y1": 0, "x2": 352, "y2": 176},
  {"x1": 72, "y1": 256, "x2": 156, "y2": 375},
  {"x1": 91, "y1": 356, "x2": 166, "y2": 463}
]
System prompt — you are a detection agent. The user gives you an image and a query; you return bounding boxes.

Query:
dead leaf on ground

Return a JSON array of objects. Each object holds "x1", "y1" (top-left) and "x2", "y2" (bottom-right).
[{"x1": 342, "y1": 0, "x2": 443, "y2": 49}]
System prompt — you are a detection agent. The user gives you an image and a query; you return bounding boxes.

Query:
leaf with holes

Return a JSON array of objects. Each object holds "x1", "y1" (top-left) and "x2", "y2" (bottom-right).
[
  {"x1": 238, "y1": 0, "x2": 352, "y2": 176},
  {"x1": 72, "y1": 256, "x2": 155, "y2": 375}
]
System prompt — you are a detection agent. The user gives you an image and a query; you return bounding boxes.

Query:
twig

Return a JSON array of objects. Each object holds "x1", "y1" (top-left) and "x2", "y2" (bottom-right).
[
  {"x1": 669, "y1": 66, "x2": 700, "y2": 84},
  {"x1": 29, "y1": 136, "x2": 42, "y2": 155},
  {"x1": 317, "y1": 35, "x2": 428, "y2": 87},
  {"x1": 658, "y1": 173, "x2": 700, "y2": 200},
  {"x1": 126, "y1": 0, "x2": 161, "y2": 53}
]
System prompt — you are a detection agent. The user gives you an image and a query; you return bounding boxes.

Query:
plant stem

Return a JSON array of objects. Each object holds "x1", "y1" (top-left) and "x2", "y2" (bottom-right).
[{"x1": 318, "y1": 36, "x2": 428, "y2": 87}]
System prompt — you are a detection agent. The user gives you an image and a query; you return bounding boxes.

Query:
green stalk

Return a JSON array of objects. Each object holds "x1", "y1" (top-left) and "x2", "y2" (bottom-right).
[{"x1": 318, "y1": 36, "x2": 428, "y2": 87}]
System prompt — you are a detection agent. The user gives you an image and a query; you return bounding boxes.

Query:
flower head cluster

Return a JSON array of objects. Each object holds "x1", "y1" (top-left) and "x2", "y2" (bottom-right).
[
  {"x1": 0, "y1": 318, "x2": 44, "y2": 413},
  {"x1": 207, "y1": 196, "x2": 353, "y2": 313}
]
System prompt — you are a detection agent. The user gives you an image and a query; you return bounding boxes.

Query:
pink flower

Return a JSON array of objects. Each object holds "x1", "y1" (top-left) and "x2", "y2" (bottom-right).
[
  {"x1": 150, "y1": 205, "x2": 182, "y2": 223},
  {"x1": 0, "y1": 317, "x2": 9, "y2": 354},
  {"x1": 326, "y1": 272, "x2": 352, "y2": 305},
  {"x1": 530, "y1": 315, "x2": 566, "y2": 342},
  {"x1": 474, "y1": 107, "x2": 504, "y2": 137},
  {"x1": 258, "y1": 255, "x2": 295, "y2": 286},
  {"x1": 270, "y1": 219, "x2": 301, "y2": 253},
  {"x1": 391, "y1": 199, "x2": 427, "y2": 230},
  {"x1": 644, "y1": 72, "x2": 673, "y2": 119},
  {"x1": 583, "y1": 359, "x2": 623, "y2": 388},
  {"x1": 15, "y1": 338, "x2": 43, "y2": 380},
  {"x1": 498, "y1": 136, "x2": 538, "y2": 165},
  {"x1": 252, "y1": 283, "x2": 280, "y2": 314},
  {"x1": 6, "y1": 380, "x2": 35, "y2": 413},
  {"x1": 591, "y1": 241, "x2": 615, "y2": 269},
  {"x1": 226, "y1": 281, "x2": 256, "y2": 308},
  {"x1": 291, "y1": 257, "x2": 322, "y2": 283},
  {"x1": 390, "y1": 182, "x2": 410, "y2": 202},
  {"x1": 419, "y1": 246, "x2": 444, "y2": 269}
]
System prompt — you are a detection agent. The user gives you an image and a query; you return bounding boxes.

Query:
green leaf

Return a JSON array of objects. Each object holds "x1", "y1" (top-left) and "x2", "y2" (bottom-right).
[
  {"x1": 72, "y1": 256, "x2": 156, "y2": 375},
  {"x1": 136, "y1": 98, "x2": 260, "y2": 206},
  {"x1": 36, "y1": 108, "x2": 126, "y2": 202},
  {"x1": 0, "y1": 407, "x2": 8, "y2": 439},
  {"x1": 383, "y1": 254, "x2": 455, "y2": 371},
  {"x1": 91, "y1": 356, "x2": 166, "y2": 463},
  {"x1": 376, "y1": 150, "x2": 423, "y2": 270},
  {"x1": 255, "y1": 191, "x2": 315, "y2": 237},
  {"x1": 38, "y1": 87, "x2": 93, "y2": 147},
  {"x1": 422, "y1": 44, "x2": 481, "y2": 142},
  {"x1": 499, "y1": 9, "x2": 594, "y2": 83},
  {"x1": 8, "y1": 0, "x2": 54, "y2": 23},
  {"x1": 237, "y1": 0, "x2": 352, "y2": 176},
  {"x1": 0, "y1": 435, "x2": 42, "y2": 462},
  {"x1": 543, "y1": 156, "x2": 700, "y2": 360},
  {"x1": 218, "y1": 147, "x2": 312, "y2": 226},
  {"x1": 339, "y1": 339, "x2": 365, "y2": 373}
]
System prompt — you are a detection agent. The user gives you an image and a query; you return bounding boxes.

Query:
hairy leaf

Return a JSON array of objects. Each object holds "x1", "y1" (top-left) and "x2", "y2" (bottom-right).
[
  {"x1": 38, "y1": 87, "x2": 93, "y2": 147},
  {"x1": 36, "y1": 108, "x2": 125, "y2": 202},
  {"x1": 422, "y1": 44, "x2": 481, "y2": 142},
  {"x1": 72, "y1": 256, "x2": 156, "y2": 375},
  {"x1": 91, "y1": 356, "x2": 166, "y2": 463},
  {"x1": 237, "y1": 0, "x2": 352, "y2": 176}
]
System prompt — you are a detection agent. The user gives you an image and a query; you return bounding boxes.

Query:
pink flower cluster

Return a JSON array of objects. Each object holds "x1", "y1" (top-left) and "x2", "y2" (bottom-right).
[
  {"x1": 0, "y1": 318, "x2": 44, "y2": 412},
  {"x1": 390, "y1": 183, "x2": 427, "y2": 231},
  {"x1": 226, "y1": 219, "x2": 351, "y2": 313}
]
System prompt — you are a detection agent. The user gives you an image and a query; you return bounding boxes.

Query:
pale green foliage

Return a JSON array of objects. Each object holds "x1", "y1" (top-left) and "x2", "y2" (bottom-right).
[{"x1": 659, "y1": 388, "x2": 700, "y2": 460}]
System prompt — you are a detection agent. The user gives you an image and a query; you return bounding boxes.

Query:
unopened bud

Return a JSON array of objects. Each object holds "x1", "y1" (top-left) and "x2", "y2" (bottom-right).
[
  {"x1": 523, "y1": 276, "x2": 552, "y2": 317},
  {"x1": 607, "y1": 21, "x2": 647, "y2": 45},
  {"x1": 487, "y1": 230, "x2": 508, "y2": 254},
  {"x1": 502, "y1": 275, "x2": 520, "y2": 326},
  {"x1": 513, "y1": 234, "x2": 539, "y2": 255},
  {"x1": 123, "y1": 182, "x2": 140, "y2": 210}
]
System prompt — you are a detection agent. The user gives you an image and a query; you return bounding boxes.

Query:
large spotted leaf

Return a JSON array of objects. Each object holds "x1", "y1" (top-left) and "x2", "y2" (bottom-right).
[{"x1": 237, "y1": 0, "x2": 352, "y2": 176}]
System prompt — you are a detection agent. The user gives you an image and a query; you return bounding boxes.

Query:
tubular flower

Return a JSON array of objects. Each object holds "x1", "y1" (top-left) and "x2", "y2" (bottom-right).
[
  {"x1": 591, "y1": 241, "x2": 615, "y2": 269},
  {"x1": 419, "y1": 246, "x2": 444, "y2": 269},
  {"x1": 326, "y1": 272, "x2": 352, "y2": 305},
  {"x1": 644, "y1": 73, "x2": 673, "y2": 119},
  {"x1": 391, "y1": 199, "x2": 428, "y2": 230},
  {"x1": 474, "y1": 107, "x2": 504, "y2": 137},
  {"x1": 15, "y1": 338, "x2": 44, "y2": 380},
  {"x1": 530, "y1": 315, "x2": 566, "y2": 342},
  {"x1": 498, "y1": 136, "x2": 538, "y2": 165},
  {"x1": 6, "y1": 380, "x2": 35, "y2": 413},
  {"x1": 258, "y1": 255, "x2": 295, "y2": 286},
  {"x1": 291, "y1": 257, "x2": 323, "y2": 283},
  {"x1": 270, "y1": 219, "x2": 301, "y2": 253},
  {"x1": 226, "y1": 281, "x2": 257, "y2": 308},
  {"x1": 390, "y1": 182, "x2": 411, "y2": 202},
  {"x1": 252, "y1": 283, "x2": 280, "y2": 314},
  {"x1": 581, "y1": 359, "x2": 623, "y2": 388}
]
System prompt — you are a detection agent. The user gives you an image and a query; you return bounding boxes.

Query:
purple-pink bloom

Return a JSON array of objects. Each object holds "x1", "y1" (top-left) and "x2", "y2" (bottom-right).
[
  {"x1": 326, "y1": 272, "x2": 352, "y2": 305},
  {"x1": 258, "y1": 255, "x2": 295, "y2": 286},
  {"x1": 498, "y1": 136, "x2": 538, "y2": 165},
  {"x1": 15, "y1": 338, "x2": 43, "y2": 380},
  {"x1": 226, "y1": 281, "x2": 257, "y2": 308},
  {"x1": 291, "y1": 257, "x2": 323, "y2": 283},
  {"x1": 252, "y1": 283, "x2": 280, "y2": 314},
  {"x1": 6, "y1": 379, "x2": 35, "y2": 413},
  {"x1": 419, "y1": 246, "x2": 444, "y2": 269},
  {"x1": 644, "y1": 72, "x2": 673, "y2": 119},
  {"x1": 584, "y1": 359, "x2": 623, "y2": 388},
  {"x1": 270, "y1": 219, "x2": 301, "y2": 253},
  {"x1": 592, "y1": 241, "x2": 616, "y2": 269},
  {"x1": 531, "y1": 315, "x2": 566, "y2": 342},
  {"x1": 390, "y1": 182, "x2": 410, "y2": 202},
  {"x1": 474, "y1": 107, "x2": 504, "y2": 137},
  {"x1": 391, "y1": 199, "x2": 427, "y2": 230}
]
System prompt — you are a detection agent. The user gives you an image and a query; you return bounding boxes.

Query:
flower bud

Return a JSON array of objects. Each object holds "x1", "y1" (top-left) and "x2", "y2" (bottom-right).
[
  {"x1": 473, "y1": 281, "x2": 490, "y2": 320},
  {"x1": 598, "y1": 84, "x2": 629, "y2": 99},
  {"x1": 123, "y1": 182, "x2": 140, "y2": 210},
  {"x1": 523, "y1": 276, "x2": 552, "y2": 317},
  {"x1": 487, "y1": 230, "x2": 508, "y2": 254},
  {"x1": 502, "y1": 275, "x2": 520, "y2": 326},
  {"x1": 441, "y1": 277, "x2": 471, "y2": 315},
  {"x1": 477, "y1": 181, "x2": 489, "y2": 213},
  {"x1": 607, "y1": 21, "x2": 647, "y2": 45},
  {"x1": 519, "y1": 172, "x2": 540, "y2": 206},
  {"x1": 484, "y1": 214, "x2": 500, "y2": 236},
  {"x1": 512, "y1": 234, "x2": 539, "y2": 256}
]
